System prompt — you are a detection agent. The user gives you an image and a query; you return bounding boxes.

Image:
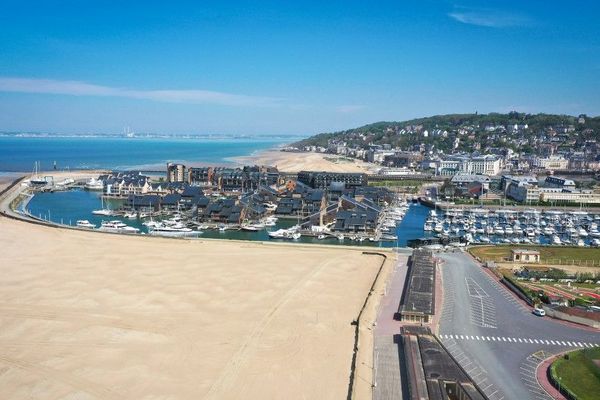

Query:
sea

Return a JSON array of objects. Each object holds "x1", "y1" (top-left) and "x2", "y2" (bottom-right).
[{"x1": 0, "y1": 136, "x2": 292, "y2": 172}]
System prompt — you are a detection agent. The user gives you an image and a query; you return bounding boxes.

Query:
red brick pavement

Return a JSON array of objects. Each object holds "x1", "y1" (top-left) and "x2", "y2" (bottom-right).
[{"x1": 536, "y1": 352, "x2": 569, "y2": 400}]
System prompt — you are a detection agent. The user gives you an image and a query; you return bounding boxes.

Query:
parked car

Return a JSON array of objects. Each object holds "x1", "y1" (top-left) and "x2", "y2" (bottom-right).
[{"x1": 532, "y1": 308, "x2": 546, "y2": 317}]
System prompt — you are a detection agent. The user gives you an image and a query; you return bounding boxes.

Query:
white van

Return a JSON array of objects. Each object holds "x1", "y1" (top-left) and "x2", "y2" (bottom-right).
[{"x1": 533, "y1": 308, "x2": 546, "y2": 317}]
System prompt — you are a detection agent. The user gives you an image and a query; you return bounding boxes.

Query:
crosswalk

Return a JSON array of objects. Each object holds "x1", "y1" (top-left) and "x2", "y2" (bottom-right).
[{"x1": 439, "y1": 334, "x2": 598, "y2": 348}]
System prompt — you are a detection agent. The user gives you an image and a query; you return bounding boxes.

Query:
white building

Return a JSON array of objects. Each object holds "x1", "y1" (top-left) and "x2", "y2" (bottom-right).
[
  {"x1": 540, "y1": 190, "x2": 600, "y2": 205},
  {"x1": 532, "y1": 155, "x2": 569, "y2": 170},
  {"x1": 438, "y1": 155, "x2": 503, "y2": 176}
]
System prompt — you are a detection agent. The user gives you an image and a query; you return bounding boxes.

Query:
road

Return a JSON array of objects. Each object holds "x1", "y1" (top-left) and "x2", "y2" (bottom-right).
[{"x1": 437, "y1": 251, "x2": 600, "y2": 400}]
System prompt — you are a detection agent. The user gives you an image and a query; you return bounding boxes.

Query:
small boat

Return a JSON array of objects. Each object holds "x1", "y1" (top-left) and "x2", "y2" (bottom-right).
[
  {"x1": 76, "y1": 220, "x2": 95, "y2": 229},
  {"x1": 380, "y1": 234, "x2": 398, "y2": 241},
  {"x1": 148, "y1": 224, "x2": 201, "y2": 237},
  {"x1": 123, "y1": 212, "x2": 137, "y2": 219},
  {"x1": 98, "y1": 220, "x2": 139, "y2": 233},
  {"x1": 551, "y1": 235, "x2": 562, "y2": 245},
  {"x1": 92, "y1": 209, "x2": 113, "y2": 216},
  {"x1": 268, "y1": 229, "x2": 287, "y2": 238},
  {"x1": 92, "y1": 197, "x2": 113, "y2": 216},
  {"x1": 317, "y1": 234, "x2": 326, "y2": 240},
  {"x1": 241, "y1": 224, "x2": 260, "y2": 232}
]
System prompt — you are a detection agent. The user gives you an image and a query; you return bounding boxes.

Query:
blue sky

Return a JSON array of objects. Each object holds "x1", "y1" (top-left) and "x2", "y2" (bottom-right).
[{"x1": 0, "y1": 0, "x2": 598, "y2": 135}]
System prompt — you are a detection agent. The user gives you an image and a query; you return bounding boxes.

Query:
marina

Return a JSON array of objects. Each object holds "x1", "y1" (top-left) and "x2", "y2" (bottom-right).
[
  {"x1": 425, "y1": 206, "x2": 600, "y2": 247},
  {"x1": 13, "y1": 171, "x2": 600, "y2": 249},
  {"x1": 23, "y1": 187, "x2": 434, "y2": 247}
]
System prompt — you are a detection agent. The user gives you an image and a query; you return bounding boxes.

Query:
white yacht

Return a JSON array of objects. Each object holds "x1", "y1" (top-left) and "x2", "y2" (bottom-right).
[
  {"x1": 98, "y1": 220, "x2": 139, "y2": 233},
  {"x1": 263, "y1": 202, "x2": 278, "y2": 211},
  {"x1": 76, "y1": 220, "x2": 95, "y2": 229},
  {"x1": 143, "y1": 220, "x2": 161, "y2": 229},
  {"x1": 268, "y1": 229, "x2": 287, "y2": 238},
  {"x1": 92, "y1": 209, "x2": 113, "y2": 216},
  {"x1": 148, "y1": 224, "x2": 200, "y2": 237},
  {"x1": 551, "y1": 235, "x2": 562, "y2": 245},
  {"x1": 268, "y1": 229, "x2": 301, "y2": 240},
  {"x1": 84, "y1": 177, "x2": 104, "y2": 191},
  {"x1": 543, "y1": 227, "x2": 555, "y2": 236},
  {"x1": 241, "y1": 224, "x2": 260, "y2": 232}
]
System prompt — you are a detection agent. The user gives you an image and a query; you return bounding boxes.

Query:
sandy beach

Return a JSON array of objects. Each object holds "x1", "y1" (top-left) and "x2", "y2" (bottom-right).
[
  {"x1": 232, "y1": 150, "x2": 378, "y2": 173},
  {"x1": 0, "y1": 213, "x2": 390, "y2": 399}
]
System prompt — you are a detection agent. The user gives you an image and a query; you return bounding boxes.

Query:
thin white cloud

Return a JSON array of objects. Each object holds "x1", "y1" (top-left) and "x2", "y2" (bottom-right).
[
  {"x1": 448, "y1": 8, "x2": 532, "y2": 28},
  {"x1": 0, "y1": 77, "x2": 281, "y2": 107},
  {"x1": 336, "y1": 105, "x2": 365, "y2": 113}
]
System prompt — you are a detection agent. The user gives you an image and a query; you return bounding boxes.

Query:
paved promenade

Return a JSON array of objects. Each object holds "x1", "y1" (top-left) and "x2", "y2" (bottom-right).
[{"x1": 373, "y1": 252, "x2": 409, "y2": 400}]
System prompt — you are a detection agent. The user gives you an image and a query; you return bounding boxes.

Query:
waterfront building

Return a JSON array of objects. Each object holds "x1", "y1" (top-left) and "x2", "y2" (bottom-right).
[
  {"x1": 333, "y1": 209, "x2": 378, "y2": 233},
  {"x1": 125, "y1": 194, "x2": 161, "y2": 212},
  {"x1": 167, "y1": 163, "x2": 186, "y2": 183},
  {"x1": 188, "y1": 167, "x2": 213, "y2": 186},
  {"x1": 297, "y1": 171, "x2": 367, "y2": 189},
  {"x1": 539, "y1": 190, "x2": 600, "y2": 204},
  {"x1": 507, "y1": 182, "x2": 541, "y2": 203},
  {"x1": 103, "y1": 171, "x2": 152, "y2": 197},
  {"x1": 199, "y1": 198, "x2": 245, "y2": 224},
  {"x1": 188, "y1": 166, "x2": 279, "y2": 193},
  {"x1": 450, "y1": 174, "x2": 491, "y2": 191}
]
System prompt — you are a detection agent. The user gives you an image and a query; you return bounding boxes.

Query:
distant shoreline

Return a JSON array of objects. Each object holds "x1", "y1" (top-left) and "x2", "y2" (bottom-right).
[
  {"x1": 0, "y1": 133, "x2": 303, "y2": 140},
  {"x1": 0, "y1": 136, "x2": 295, "y2": 173}
]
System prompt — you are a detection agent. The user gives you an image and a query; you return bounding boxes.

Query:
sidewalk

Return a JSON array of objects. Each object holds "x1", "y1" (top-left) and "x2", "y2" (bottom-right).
[
  {"x1": 536, "y1": 353, "x2": 568, "y2": 400},
  {"x1": 373, "y1": 253, "x2": 409, "y2": 400},
  {"x1": 374, "y1": 254, "x2": 409, "y2": 337}
]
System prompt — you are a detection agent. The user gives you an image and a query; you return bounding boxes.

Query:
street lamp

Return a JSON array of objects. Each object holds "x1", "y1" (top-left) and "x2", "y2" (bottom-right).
[{"x1": 557, "y1": 376, "x2": 561, "y2": 393}]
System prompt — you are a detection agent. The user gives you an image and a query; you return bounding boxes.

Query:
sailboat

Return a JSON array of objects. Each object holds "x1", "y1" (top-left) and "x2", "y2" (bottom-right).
[
  {"x1": 30, "y1": 161, "x2": 48, "y2": 185},
  {"x1": 92, "y1": 196, "x2": 114, "y2": 216}
]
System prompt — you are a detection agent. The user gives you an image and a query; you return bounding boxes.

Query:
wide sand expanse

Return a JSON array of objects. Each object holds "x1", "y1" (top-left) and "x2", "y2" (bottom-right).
[
  {"x1": 0, "y1": 217, "x2": 385, "y2": 399},
  {"x1": 232, "y1": 150, "x2": 377, "y2": 173}
]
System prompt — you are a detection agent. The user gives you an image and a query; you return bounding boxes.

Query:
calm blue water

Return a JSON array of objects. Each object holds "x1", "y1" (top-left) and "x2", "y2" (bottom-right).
[
  {"x1": 0, "y1": 136, "x2": 291, "y2": 172},
  {"x1": 26, "y1": 189, "x2": 432, "y2": 247}
]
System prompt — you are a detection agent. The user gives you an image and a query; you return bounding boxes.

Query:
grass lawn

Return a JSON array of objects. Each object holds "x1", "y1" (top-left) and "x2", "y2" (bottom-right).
[
  {"x1": 469, "y1": 245, "x2": 600, "y2": 264},
  {"x1": 551, "y1": 348, "x2": 600, "y2": 400}
]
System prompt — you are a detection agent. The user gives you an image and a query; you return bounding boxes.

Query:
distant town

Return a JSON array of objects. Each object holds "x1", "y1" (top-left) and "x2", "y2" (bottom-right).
[{"x1": 287, "y1": 112, "x2": 600, "y2": 206}]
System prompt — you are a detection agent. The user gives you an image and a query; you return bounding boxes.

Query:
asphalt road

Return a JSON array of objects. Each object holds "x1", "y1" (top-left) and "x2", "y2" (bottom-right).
[{"x1": 437, "y1": 251, "x2": 600, "y2": 400}]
